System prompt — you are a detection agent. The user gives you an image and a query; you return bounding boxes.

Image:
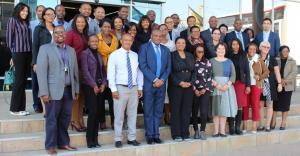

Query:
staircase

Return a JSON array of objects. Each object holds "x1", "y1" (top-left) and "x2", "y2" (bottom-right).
[{"x1": 0, "y1": 91, "x2": 300, "y2": 155}]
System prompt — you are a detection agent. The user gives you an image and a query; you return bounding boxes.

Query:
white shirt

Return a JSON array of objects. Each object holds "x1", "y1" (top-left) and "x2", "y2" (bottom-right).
[
  {"x1": 107, "y1": 47, "x2": 144, "y2": 92},
  {"x1": 263, "y1": 30, "x2": 270, "y2": 42},
  {"x1": 248, "y1": 54, "x2": 259, "y2": 85},
  {"x1": 161, "y1": 40, "x2": 176, "y2": 52}
]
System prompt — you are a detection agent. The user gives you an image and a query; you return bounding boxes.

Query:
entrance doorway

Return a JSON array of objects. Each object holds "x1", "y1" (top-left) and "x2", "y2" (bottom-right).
[{"x1": 61, "y1": 1, "x2": 122, "y2": 22}]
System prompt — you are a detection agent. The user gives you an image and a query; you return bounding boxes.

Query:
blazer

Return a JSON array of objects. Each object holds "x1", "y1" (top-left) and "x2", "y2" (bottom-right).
[
  {"x1": 138, "y1": 41, "x2": 172, "y2": 90},
  {"x1": 80, "y1": 48, "x2": 107, "y2": 88},
  {"x1": 228, "y1": 52, "x2": 251, "y2": 86},
  {"x1": 200, "y1": 28, "x2": 224, "y2": 44},
  {"x1": 36, "y1": 43, "x2": 79, "y2": 100},
  {"x1": 254, "y1": 31, "x2": 280, "y2": 57},
  {"x1": 169, "y1": 51, "x2": 195, "y2": 86},
  {"x1": 32, "y1": 23, "x2": 52, "y2": 65},
  {"x1": 250, "y1": 58, "x2": 270, "y2": 88},
  {"x1": 276, "y1": 56, "x2": 297, "y2": 91},
  {"x1": 225, "y1": 31, "x2": 250, "y2": 51},
  {"x1": 180, "y1": 29, "x2": 189, "y2": 40}
]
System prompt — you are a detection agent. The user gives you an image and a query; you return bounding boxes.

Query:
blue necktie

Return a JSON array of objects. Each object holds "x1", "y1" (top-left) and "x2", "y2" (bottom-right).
[
  {"x1": 126, "y1": 52, "x2": 133, "y2": 89},
  {"x1": 237, "y1": 32, "x2": 245, "y2": 51},
  {"x1": 155, "y1": 45, "x2": 161, "y2": 77}
]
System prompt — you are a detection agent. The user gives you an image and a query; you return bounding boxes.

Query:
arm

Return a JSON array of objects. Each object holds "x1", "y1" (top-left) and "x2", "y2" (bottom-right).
[
  {"x1": 260, "y1": 61, "x2": 270, "y2": 80},
  {"x1": 36, "y1": 46, "x2": 49, "y2": 97},
  {"x1": 32, "y1": 27, "x2": 40, "y2": 65},
  {"x1": 6, "y1": 18, "x2": 15, "y2": 52},
  {"x1": 244, "y1": 56, "x2": 251, "y2": 86},
  {"x1": 274, "y1": 65, "x2": 282, "y2": 84},
  {"x1": 229, "y1": 61, "x2": 236, "y2": 84},
  {"x1": 72, "y1": 49, "x2": 80, "y2": 94},
  {"x1": 138, "y1": 44, "x2": 157, "y2": 82},
  {"x1": 137, "y1": 67, "x2": 144, "y2": 90},
  {"x1": 160, "y1": 48, "x2": 172, "y2": 81},
  {"x1": 107, "y1": 54, "x2": 117, "y2": 92},
  {"x1": 80, "y1": 52, "x2": 97, "y2": 88}
]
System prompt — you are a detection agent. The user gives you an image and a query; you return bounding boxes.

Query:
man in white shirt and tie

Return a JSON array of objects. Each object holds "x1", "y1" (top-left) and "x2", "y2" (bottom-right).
[{"x1": 107, "y1": 34, "x2": 144, "y2": 148}]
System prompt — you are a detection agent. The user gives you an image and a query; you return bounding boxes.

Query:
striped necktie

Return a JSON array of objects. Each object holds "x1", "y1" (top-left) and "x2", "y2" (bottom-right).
[{"x1": 126, "y1": 52, "x2": 133, "y2": 89}]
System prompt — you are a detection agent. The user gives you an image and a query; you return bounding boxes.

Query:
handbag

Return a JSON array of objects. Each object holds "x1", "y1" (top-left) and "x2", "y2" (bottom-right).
[{"x1": 3, "y1": 65, "x2": 15, "y2": 91}]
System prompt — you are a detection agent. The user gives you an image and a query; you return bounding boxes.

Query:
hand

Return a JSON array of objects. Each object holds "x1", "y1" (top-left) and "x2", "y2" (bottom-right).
[
  {"x1": 222, "y1": 84, "x2": 229, "y2": 92},
  {"x1": 112, "y1": 91, "x2": 119, "y2": 99},
  {"x1": 93, "y1": 86, "x2": 100, "y2": 95},
  {"x1": 155, "y1": 79, "x2": 164, "y2": 88},
  {"x1": 200, "y1": 89, "x2": 206, "y2": 95},
  {"x1": 179, "y1": 81, "x2": 186, "y2": 88},
  {"x1": 212, "y1": 80, "x2": 218, "y2": 87},
  {"x1": 254, "y1": 75, "x2": 260, "y2": 81},
  {"x1": 277, "y1": 83, "x2": 283, "y2": 92},
  {"x1": 186, "y1": 82, "x2": 192, "y2": 88},
  {"x1": 9, "y1": 58, "x2": 13, "y2": 66},
  {"x1": 32, "y1": 64, "x2": 37, "y2": 73},
  {"x1": 138, "y1": 90, "x2": 143, "y2": 98},
  {"x1": 195, "y1": 90, "x2": 201, "y2": 96},
  {"x1": 99, "y1": 85, "x2": 106, "y2": 93},
  {"x1": 245, "y1": 87, "x2": 251, "y2": 94},
  {"x1": 281, "y1": 80, "x2": 286, "y2": 87},
  {"x1": 75, "y1": 94, "x2": 79, "y2": 100},
  {"x1": 41, "y1": 95, "x2": 50, "y2": 103}
]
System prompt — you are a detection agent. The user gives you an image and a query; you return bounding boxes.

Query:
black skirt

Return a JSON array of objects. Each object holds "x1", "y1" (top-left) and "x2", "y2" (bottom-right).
[{"x1": 273, "y1": 89, "x2": 293, "y2": 112}]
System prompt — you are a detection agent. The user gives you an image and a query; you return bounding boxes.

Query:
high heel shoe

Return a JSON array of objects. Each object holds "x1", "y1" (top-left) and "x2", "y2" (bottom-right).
[
  {"x1": 71, "y1": 122, "x2": 85, "y2": 132},
  {"x1": 270, "y1": 122, "x2": 276, "y2": 130}
]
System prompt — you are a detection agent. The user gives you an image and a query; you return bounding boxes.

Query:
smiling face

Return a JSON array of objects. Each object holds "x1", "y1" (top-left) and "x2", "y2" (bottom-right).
[
  {"x1": 211, "y1": 29, "x2": 221, "y2": 41},
  {"x1": 147, "y1": 10, "x2": 156, "y2": 22},
  {"x1": 53, "y1": 26, "x2": 65, "y2": 44},
  {"x1": 114, "y1": 17, "x2": 123, "y2": 31},
  {"x1": 20, "y1": 6, "x2": 29, "y2": 20},
  {"x1": 43, "y1": 9, "x2": 55, "y2": 24},
  {"x1": 281, "y1": 47, "x2": 290, "y2": 59},
  {"x1": 247, "y1": 45, "x2": 257, "y2": 57},
  {"x1": 75, "y1": 16, "x2": 86, "y2": 33},
  {"x1": 216, "y1": 44, "x2": 226, "y2": 57},
  {"x1": 165, "y1": 17, "x2": 174, "y2": 30},
  {"x1": 36, "y1": 6, "x2": 45, "y2": 20},
  {"x1": 128, "y1": 25, "x2": 137, "y2": 38},
  {"x1": 94, "y1": 7, "x2": 105, "y2": 20},
  {"x1": 187, "y1": 17, "x2": 196, "y2": 28},
  {"x1": 208, "y1": 16, "x2": 218, "y2": 29},
  {"x1": 175, "y1": 38, "x2": 186, "y2": 51},
  {"x1": 191, "y1": 27, "x2": 200, "y2": 39},
  {"x1": 171, "y1": 14, "x2": 180, "y2": 26},
  {"x1": 101, "y1": 21, "x2": 112, "y2": 35},
  {"x1": 88, "y1": 35, "x2": 99, "y2": 49},
  {"x1": 234, "y1": 19, "x2": 243, "y2": 32},
  {"x1": 55, "y1": 5, "x2": 65, "y2": 19},
  {"x1": 141, "y1": 19, "x2": 150, "y2": 30},
  {"x1": 195, "y1": 46, "x2": 204, "y2": 59},
  {"x1": 79, "y1": 4, "x2": 92, "y2": 17},
  {"x1": 231, "y1": 40, "x2": 240, "y2": 53},
  {"x1": 121, "y1": 34, "x2": 133, "y2": 51},
  {"x1": 159, "y1": 25, "x2": 168, "y2": 36},
  {"x1": 151, "y1": 30, "x2": 162, "y2": 45},
  {"x1": 118, "y1": 7, "x2": 129, "y2": 20},
  {"x1": 260, "y1": 42, "x2": 271, "y2": 55}
]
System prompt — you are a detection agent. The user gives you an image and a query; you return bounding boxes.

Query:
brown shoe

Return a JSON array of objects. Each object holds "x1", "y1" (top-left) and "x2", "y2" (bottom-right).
[
  {"x1": 46, "y1": 148, "x2": 57, "y2": 155},
  {"x1": 58, "y1": 145, "x2": 77, "y2": 151}
]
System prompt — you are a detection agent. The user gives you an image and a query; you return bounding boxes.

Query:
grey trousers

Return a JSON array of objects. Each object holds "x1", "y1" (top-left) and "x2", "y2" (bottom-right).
[{"x1": 113, "y1": 85, "x2": 139, "y2": 141}]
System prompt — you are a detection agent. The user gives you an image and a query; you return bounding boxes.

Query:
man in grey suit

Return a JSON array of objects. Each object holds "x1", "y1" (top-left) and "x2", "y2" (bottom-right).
[{"x1": 36, "y1": 26, "x2": 79, "y2": 155}]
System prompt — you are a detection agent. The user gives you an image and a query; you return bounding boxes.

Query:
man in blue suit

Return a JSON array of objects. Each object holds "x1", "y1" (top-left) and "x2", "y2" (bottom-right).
[
  {"x1": 254, "y1": 18, "x2": 280, "y2": 57},
  {"x1": 138, "y1": 29, "x2": 171, "y2": 144},
  {"x1": 225, "y1": 18, "x2": 250, "y2": 52}
]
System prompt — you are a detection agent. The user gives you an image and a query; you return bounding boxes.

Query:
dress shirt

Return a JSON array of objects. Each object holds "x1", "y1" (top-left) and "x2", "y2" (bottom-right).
[
  {"x1": 56, "y1": 44, "x2": 71, "y2": 86},
  {"x1": 235, "y1": 31, "x2": 245, "y2": 50},
  {"x1": 263, "y1": 30, "x2": 270, "y2": 42},
  {"x1": 30, "y1": 19, "x2": 41, "y2": 41},
  {"x1": 54, "y1": 18, "x2": 69, "y2": 30},
  {"x1": 107, "y1": 47, "x2": 144, "y2": 92}
]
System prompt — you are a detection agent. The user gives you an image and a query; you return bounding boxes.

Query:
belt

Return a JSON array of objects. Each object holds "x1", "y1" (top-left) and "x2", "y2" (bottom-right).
[{"x1": 118, "y1": 84, "x2": 136, "y2": 87}]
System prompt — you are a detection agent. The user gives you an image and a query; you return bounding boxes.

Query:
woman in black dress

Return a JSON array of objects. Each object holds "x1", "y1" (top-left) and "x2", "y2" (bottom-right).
[{"x1": 271, "y1": 45, "x2": 297, "y2": 130}]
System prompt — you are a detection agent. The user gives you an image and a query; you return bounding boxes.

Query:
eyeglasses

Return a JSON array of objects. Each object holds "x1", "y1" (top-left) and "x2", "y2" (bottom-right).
[
  {"x1": 45, "y1": 13, "x2": 55, "y2": 17},
  {"x1": 54, "y1": 31, "x2": 64, "y2": 35}
]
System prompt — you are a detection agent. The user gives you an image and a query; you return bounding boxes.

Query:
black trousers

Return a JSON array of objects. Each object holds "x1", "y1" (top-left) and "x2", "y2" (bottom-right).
[
  {"x1": 10, "y1": 52, "x2": 31, "y2": 112},
  {"x1": 83, "y1": 84, "x2": 104, "y2": 146},
  {"x1": 100, "y1": 87, "x2": 114, "y2": 123},
  {"x1": 192, "y1": 92, "x2": 210, "y2": 131},
  {"x1": 169, "y1": 86, "x2": 193, "y2": 139}
]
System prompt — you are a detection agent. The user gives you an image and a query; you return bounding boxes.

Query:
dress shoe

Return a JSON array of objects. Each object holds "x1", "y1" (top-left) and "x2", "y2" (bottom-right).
[
  {"x1": 212, "y1": 133, "x2": 220, "y2": 137},
  {"x1": 265, "y1": 128, "x2": 271, "y2": 132},
  {"x1": 146, "y1": 138, "x2": 154, "y2": 144},
  {"x1": 279, "y1": 127, "x2": 286, "y2": 130},
  {"x1": 115, "y1": 141, "x2": 122, "y2": 148},
  {"x1": 220, "y1": 133, "x2": 227, "y2": 137},
  {"x1": 174, "y1": 136, "x2": 183, "y2": 142},
  {"x1": 46, "y1": 148, "x2": 57, "y2": 155},
  {"x1": 95, "y1": 143, "x2": 101, "y2": 148},
  {"x1": 87, "y1": 145, "x2": 95, "y2": 148},
  {"x1": 34, "y1": 108, "x2": 43, "y2": 113},
  {"x1": 153, "y1": 138, "x2": 163, "y2": 144},
  {"x1": 257, "y1": 126, "x2": 265, "y2": 131},
  {"x1": 58, "y1": 145, "x2": 77, "y2": 151},
  {"x1": 127, "y1": 140, "x2": 140, "y2": 146}
]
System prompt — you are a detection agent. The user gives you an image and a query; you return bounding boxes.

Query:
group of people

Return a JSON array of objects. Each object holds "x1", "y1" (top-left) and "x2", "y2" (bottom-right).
[{"x1": 5, "y1": 2, "x2": 297, "y2": 155}]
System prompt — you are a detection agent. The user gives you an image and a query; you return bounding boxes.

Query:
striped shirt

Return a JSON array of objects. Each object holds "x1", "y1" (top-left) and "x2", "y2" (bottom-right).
[{"x1": 6, "y1": 17, "x2": 32, "y2": 53}]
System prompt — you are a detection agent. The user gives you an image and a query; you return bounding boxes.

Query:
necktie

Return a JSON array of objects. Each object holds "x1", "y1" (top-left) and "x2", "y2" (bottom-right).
[
  {"x1": 155, "y1": 45, "x2": 161, "y2": 77},
  {"x1": 126, "y1": 52, "x2": 133, "y2": 89},
  {"x1": 237, "y1": 32, "x2": 245, "y2": 51}
]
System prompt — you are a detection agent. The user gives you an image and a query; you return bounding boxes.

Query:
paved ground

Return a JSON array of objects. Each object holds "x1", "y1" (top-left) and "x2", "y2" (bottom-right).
[{"x1": 207, "y1": 141, "x2": 300, "y2": 156}]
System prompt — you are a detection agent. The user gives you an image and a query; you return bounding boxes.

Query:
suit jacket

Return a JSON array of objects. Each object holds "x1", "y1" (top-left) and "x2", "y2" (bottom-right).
[
  {"x1": 180, "y1": 29, "x2": 189, "y2": 40},
  {"x1": 200, "y1": 28, "x2": 224, "y2": 44},
  {"x1": 167, "y1": 30, "x2": 179, "y2": 42},
  {"x1": 138, "y1": 41, "x2": 172, "y2": 90},
  {"x1": 225, "y1": 31, "x2": 250, "y2": 51},
  {"x1": 80, "y1": 48, "x2": 107, "y2": 88},
  {"x1": 36, "y1": 43, "x2": 79, "y2": 100},
  {"x1": 254, "y1": 31, "x2": 280, "y2": 57},
  {"x1": 276, "y1": 56, "x2": 297, "y2": 91},
  {"x1": 32, "y1": 23, "x2": 53, "y2": 65}
]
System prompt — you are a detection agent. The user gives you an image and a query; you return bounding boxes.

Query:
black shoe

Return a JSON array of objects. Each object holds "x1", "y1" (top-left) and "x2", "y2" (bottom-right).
[
  {"x1": 229, "y1": 128, "x2": 235, "y2": 135},
  {"x1": 279, "y1": 127, "x2": 285, "y2": 130},
  {"x1": 95, "y1": 143, "x2": 101, "y2": 148},
  {"x1": 257, "y1": 126, "x2": 265, "y2": 131},
  {"x1": 87, "y1": 145, "x2": 95, "y2": 148},
  {"x1": 127, "y1": 140, "x2": 140, "y2": 146},
  {"x1": 220, "y1": 133, "x2": 227, "y2": 137},
  {"x1": 265, "y1": 128, "x2": 271, "y2": 132},
  {"x1": 212, "y1": 133, "x2": 220, "y2": 137},
  {"x1": 235, "y1": 128, "x2": 243, "y2": 135},
  {"x1": 115, "y1": 141, "x2": 122, "y2": 148},
  {"x1": 153, "y1": 138, "x2": 163, "y2": 144},
  {"x1": 34, "y1": 108, "x2": 43, "y2": 113},
  {"x1": 146, "y1": 138, "x2": 154, "y2": 145}
]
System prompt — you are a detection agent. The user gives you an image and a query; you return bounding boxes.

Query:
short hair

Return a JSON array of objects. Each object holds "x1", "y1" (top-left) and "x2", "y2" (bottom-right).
[
  {"x1": 211, "y1": 28, "x2": 221, "y2": 34},
  {"x1": 246, "y1": 42, "x2": 259, "y2": 53},
  {"x1": 55, "y1": 4, "x2": 64, "y2": 11},
  {"x1": 146, "y1": 10, "x2": 156, "y2": 15},
  {"x1": 80, "y1": 2, "x2": 91, "y2": 8},
  {"x1": 88, "y1": 34, "x2": 99, "y2": 41},
  {"x1": 164, "y1": 16, "x2": 173, "y2": 23},
  {"x1": 119, "y1": 6, "x2": 128, "y2": 11},
  {"x1": 151, "y1": 29, "x2": 161, "y2": 35},
  {"x1": 41, "y1": 7, "x2": 55, "y2": 23},
  {"x1": 36, "y1": 5, "x2": 45, "y2": 11},
  {"x1": 187, "y1": 16, "x2": 196, "y2": 22},
  {"x1": 279, "y1": 45, "x2": 290, "y2": 53},
  {"x1": 171, "y1": 14, "x2": 179, "y2": 18},
  {"x1": 219, "y1": 24, "x2": 228, "y2": 31},
  {"x1": 259, "y1": 41, "x2": 271, "y2": 50},
  {"x1": 158, "y1": 24, "x2": 167, "y2": 29},
  {"x1": 190, "y1": 25, "x2": 200, "y2": 32},
  {"x1": 216, "y1": 42, "x2": 228, "y2": 52},
  {"x1": 263, "y1": 18, "x2": 272, "y2": 24},
  {"x1": 94, "y1": 6, "x2": 105, "y2": 12},
  {"x1": 12, "y1": 2, "x2": 31, "y2": 24},
  {"x1": 99, "y1": 18, "x2": 112, "y2": 28},
  {"x1": 209, "y1": 16, "x2": 217, "y2": 21}
]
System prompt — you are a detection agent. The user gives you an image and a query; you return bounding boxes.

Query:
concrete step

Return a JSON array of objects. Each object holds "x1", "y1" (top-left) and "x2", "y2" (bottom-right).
[
  {"x1": 1, "y1": 104, "x2": 300, "y2": 134},
  {"x1": 1, "y1": 115, "x2": 300, "y2": 153},
  {"x1": 3, "y1": 127, "x2": 300, "y2": 156}
]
